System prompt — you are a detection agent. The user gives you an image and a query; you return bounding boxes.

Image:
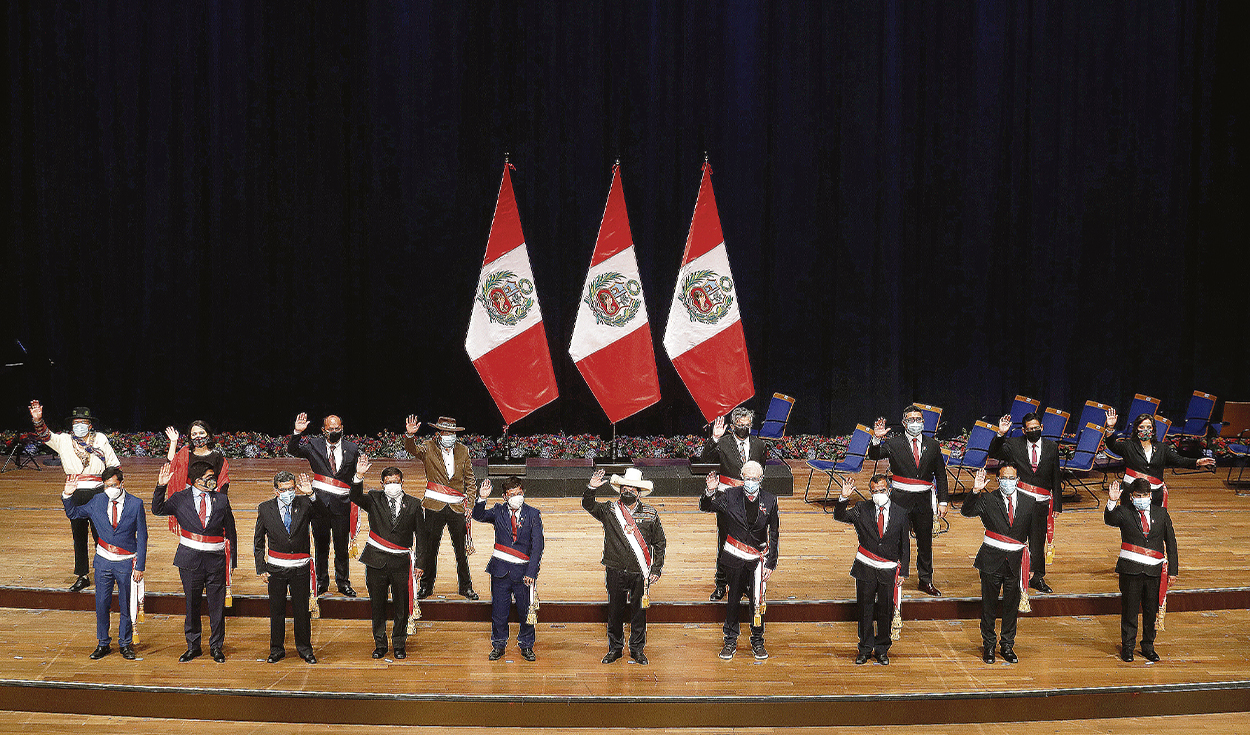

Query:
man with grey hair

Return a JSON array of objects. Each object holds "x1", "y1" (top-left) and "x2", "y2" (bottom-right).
[
  {"x1": 699, "y1": 406, "x2": 767, "y2": 601},
  {"x1": 254, "y1": 471, "x2": 323, "y2": 663}
]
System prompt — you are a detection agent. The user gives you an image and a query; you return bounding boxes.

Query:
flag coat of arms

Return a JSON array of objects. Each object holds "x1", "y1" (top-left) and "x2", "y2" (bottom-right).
[
  {"x1": 569, "y1": 164, "x2": 661, "y2": 423},
  {"x1": 465, "y1": 163, "x2": 559, "y2": 425},
  {"x1": 662, "y1": 162, "x2": 754, "y2": 422}
]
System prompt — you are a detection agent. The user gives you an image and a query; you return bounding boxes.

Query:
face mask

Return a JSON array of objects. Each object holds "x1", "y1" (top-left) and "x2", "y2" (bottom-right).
[
  {"x1": 872, "y1": 492, "x2": 890, "y2": 508},
  {"x1": 619, "y1": 491, "x2": 638, "y2": 505},
  {"x1": 743, "y1": 479, "x2": 761, "y2": 497},
  {"x1": 507, "y1": 494, "x2": 525, "y2": 510},
  {"x1": 72, "y1": 423, "x2": 90, "y2": 438},
  {"x1": 1023, "y1": 429, "x2": 1042, "y2": 442},
  {"x1": 104, "y1": 485, "x2": 123, "y2": 500},
  {"x1": 1132, "y1": 496, "x2": 1151, "y2": 511},
  {"x1": 325, "y1": 430, "x2": 343, "y2": 443},
  {"x1": 1137, "y1": 427, "x2": 1153, "y2": 441},
  {"x1": 733, "y1": 426, "x2": 751, "y2": 439},
  {"x1": 439, "y1": 435, "x2": 456, "y2": 449},
  {"x1": 191, "y1": 435, "x2": 209, "y2": 448},
  {"x1": 904, "y1": 420, "x2": 924, "y2": 437},
  {"x1": 200, "y1": 478, "x2": 217, "y2": 491},
  {"x1": 278, "y1": 489, "x2": 295, "y2": 504},
  {"x1": 383, "y1": 483, "x2": 404, "y2": 500},
  {"x1": 999, "y1": 478, "x2": 1018, "y2": 495}
]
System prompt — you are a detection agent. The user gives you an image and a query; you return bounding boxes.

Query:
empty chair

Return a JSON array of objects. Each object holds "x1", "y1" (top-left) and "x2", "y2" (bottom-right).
[
  {"x1": 944, "y1": 420, "x2": 998, "y2": 493},
  {"x1": 1166, "y1": 390, "x2": 1218, "y2": 438},
  {"x1": 1218, "y1": 402, "x2": 1250, "y2": 486},
  {"x1": 1041, "y1": 407, "x2": 1070, "y2": 442},
  {"x1": 1006, "y1": 395, "x2": 1041, "y2": 437},
  {"x1": 1062, "y1": 400, "x2": 1113, "y2": 444},
  {"x1": 1061, "y1": 422, "x2": 1108, "y2": 502},
  {"x1": 754, "y1": 393, "x2": 796, "y2": 441},
  {"x1": 804, "y1": 424, "x2": 873, "y2": 510}
]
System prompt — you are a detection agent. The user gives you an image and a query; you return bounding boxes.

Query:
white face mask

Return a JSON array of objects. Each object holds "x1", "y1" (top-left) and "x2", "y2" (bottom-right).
[
  {"x1": 1131, "y1": 496, "x2": 1151, "y2": 511},
  {"x1": 507, "y1": 494, "x2": 524, "y2": 510},
  {"x1": 439, "y1": 435, "x2": 456, "y2": 449},
  {"x1": 999, "y1": 478, "x2": 1018, "y2": 496},
  {"x1": 277, "y1": 489, "x2": 295, "y2": 504},
  {"x1": 72, "y1": 423, "x2": 90, "y2": 438},
  {"x1": 904, "y1": 420, "x2": 924, "y2": 437},
  {"x1": 104, "y1": 485, "x2": 123, "y2": 500},
  {"x1": 383, "y1": 483, "x2": 404, "y2": 500},
  {"x1": 872, "y1": 492, "x2": 890, "y2": 507}
]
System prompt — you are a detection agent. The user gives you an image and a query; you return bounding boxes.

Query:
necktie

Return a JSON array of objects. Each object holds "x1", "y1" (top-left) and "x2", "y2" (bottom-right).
[
  {"x1": 912, "y1": 438, "x2": 921, "y2": 467},
  {"x1": 877, "y1": 507, "x2": 885, "y2": 539},
  {"x1": 1140, "y1": 510, "x2": 1150, "y2": 534},
  {"x1": 391, "y1": 498, "x2": 400, "y2": 525},
  {"x1": 512, "y1": 512, "x2": 518, "y2": 542},
  {"x1": 1007, "y1": 496, "x2": 1015, "y2": 525},
  {"x1": 1031, "y1": 444, "x2": 1039, "y2": 472},
  {"x1": 328, "y1": 445, "x2": 337, "y2": 473},
  {"x1": 282, "y1": 503, "x2": 291, "y2": 532},
  {"x1": 111, "y1": 500, "x2": 119, "y2": 529},
  {"x1": 739, "y1": 440, "x2": 748, "y2": 461},
  {"x1": 198, "y1": 492, "x2": 208, "y2": 527}
]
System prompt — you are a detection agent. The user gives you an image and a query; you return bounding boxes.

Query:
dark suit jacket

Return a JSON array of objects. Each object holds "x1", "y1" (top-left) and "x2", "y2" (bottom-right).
[
  {"x1": 1104, "y1": 436, "x2": 1199, "y2": 479},
  {"x1": 350, "y1": 481, "x2": 424, "y2": 571},
  {"x1": 868, "y1": 434, "x2": 950, "y2": 504},
  {"x1": 700, "y1": 434, "x2": 768, "y2": 479},
  {"x1": 253, "y1": 495, "x2": 325, "y2": 575},
  {"x1": 473, "y1": 501, "x2": 544, "y2": 581},
  {"x1": 833, "y1": 498, "x2": 910, "y2": 583},
  {"x1": 287, "y1": 432, "x2": 361, "y2": 514},
  {"x1": 1104, "y1": 503, "x2": 1178, "y2": 577},
  {"x1": 151, "y1": 484, "x2": 238, "y2": 571},
  {"x1": 699, "y1": 486, "x2": 779, "y2": 570},
  {"x1": 987, "y1": 435, "x2": 1062, "y2": 513},
  {"x1": 64, "y1": 491, "x2": 148, "y2": 572},
  {"x1": 961, "y1": 490, "x2": 1037, "y2": 576}
]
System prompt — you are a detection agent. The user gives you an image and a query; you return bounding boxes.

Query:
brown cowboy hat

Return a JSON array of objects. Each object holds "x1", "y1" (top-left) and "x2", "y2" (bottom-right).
[{"x1": 430, "y1": 416, "x2": 465, "y2": 432}]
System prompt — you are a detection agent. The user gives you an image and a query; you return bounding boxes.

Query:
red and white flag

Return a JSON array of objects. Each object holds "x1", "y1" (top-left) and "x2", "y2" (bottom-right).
[
  {"x1": 569, "y1": 164, "x2": 661, "y2": 423},
  {"x1": 662, "y1": 162, "x2": 754, "y2": 422},
  {"x1": 465, "y1": 163, "x2": 558, "y2": 425}
]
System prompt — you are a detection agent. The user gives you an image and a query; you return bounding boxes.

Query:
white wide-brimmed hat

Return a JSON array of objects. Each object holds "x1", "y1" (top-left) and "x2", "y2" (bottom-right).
[{"x1": 609, "y1": 467, "x2": 653, "y2": 496}]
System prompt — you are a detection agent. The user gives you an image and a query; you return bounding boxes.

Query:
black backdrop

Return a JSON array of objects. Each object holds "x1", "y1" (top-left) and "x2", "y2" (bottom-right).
[{"x1": 5, "y1": 1, "x2": 1246, "y2": 439}]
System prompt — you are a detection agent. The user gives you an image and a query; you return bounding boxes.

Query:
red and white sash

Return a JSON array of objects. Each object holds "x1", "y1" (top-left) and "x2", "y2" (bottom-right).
[
  {"x1": 95, "y1": 540, "x2": 135, "y2": 562},
  {"x1": 856, "y1": 546, "x2": 903, "y2": 614},
  {"x1": 75, "y1": 474, "x2": 104, "y2": 490},
  {"x1": 611, "y1": 501, "x2": 653, "y2": 576},
  {"x1": 1124, "y1": 468, "x2": 1169, "y2": 507},
  {"x1": 424, "y1": 480, "x2": 466, "y2": 505},
  {"x1": 1119, "y1": 542, "x2": 1169, "y2": 609},
  {"x1": 983, "y1": 531, "x2": 1030, "y2": 598},
  {"x1": 365, "y1": 530, "x2": 411, "y2": 555},
  {"x1": 265, "y1": 550, "x2": 311, "y2": 568},
  {"x1": 178, "y1": 529, "x2": 232, "y2": 596},
  {"x1": 1017, "y1": 480, "x2": 1055, "y2": 546},
  {"x1": 723, "y1": 536, "x2": 769, "y2": 611},
  {"x1": 311, "y1": 474, "x2": 351, "y2": 496},
  {"x1": 717, "y1": 474, "x2": 745, "y2": 491},
  {"x1": 891, "y1": 475, "x2": 938, "y2": 514},
  {"x1": 492, "y1": 543, "x2": 530, "y2": 566}
]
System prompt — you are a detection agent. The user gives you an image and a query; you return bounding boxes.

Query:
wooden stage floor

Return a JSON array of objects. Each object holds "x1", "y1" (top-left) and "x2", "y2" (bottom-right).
[{"x1": 0, "y1": 458, "x2": 1247, "y2": 728}]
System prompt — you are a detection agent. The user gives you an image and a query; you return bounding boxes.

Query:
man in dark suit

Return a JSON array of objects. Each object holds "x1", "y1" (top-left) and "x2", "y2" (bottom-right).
[
  {"x1": 699, "y1": 407, "x2": 768, "y2": 601},
  {"x1": 1105, "y1": 478, "x2": 1178, "y2": 662},
  {"x1": 152, "y1": 460, "x2": 238, "y2": 663},
  {"x1": 351, "y1": 456, "x2": 424, "y2": 660},
  {"x1": 288, "y1": 412, "x2": 360, "y2": 597},
  {"x1": 700, "y1": 460, "x2": 779, "y2": 661},
  {"x1": 403, "y1": 415, "x2": 478, "y2": 600},
  {"x1": 988, "y1": 411, "x2": 1062, "y2": 593},
  {"x1": 961, "y1": 465, "x2": 1038, "y2": 664},
  {"x1": 474, "y1": 476, "x2": 545, "y2": 661},
  {"x1": 62, "y1": 466, "x2": 147, "y2": 661},
  {"x1": 868, "y1": 405, "x2": 949, "y2": 596},
  {"x1": 833, "y1": 474, "x2": 909, "y2": 665},
  {"x1": 254, "y1": 471, "x2": 324, "y2": 664}
]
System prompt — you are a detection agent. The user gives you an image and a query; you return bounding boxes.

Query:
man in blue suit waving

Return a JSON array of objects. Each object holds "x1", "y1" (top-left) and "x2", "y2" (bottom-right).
[
  {"x1": 62, "y1": 466, "x2": 147, "y2": 660},
  {"x1": 473, "y1": 476, "x2": 544, "y2": 661}
]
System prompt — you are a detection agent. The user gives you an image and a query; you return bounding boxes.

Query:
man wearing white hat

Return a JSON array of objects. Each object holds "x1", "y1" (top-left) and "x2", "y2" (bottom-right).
[
  {"x1": 583, "y1": 467, "x2": 667, "y2": 665},
  {"x1": 404, "y1": 415, "x2": 478, "y2": 600}
]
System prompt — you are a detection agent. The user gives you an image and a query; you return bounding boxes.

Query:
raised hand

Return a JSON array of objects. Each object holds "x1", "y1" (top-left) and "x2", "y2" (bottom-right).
[
  {"x1": 873, "y1": 417, "x2": 888, "y2": 439},
  {"x1": 356, "y1": 455, "x2": 372, "y2": 477},
  {"x1": 157, "y1": 463, "x2": 173, "y2": 487},
  {"x1": 294, "y1": 412, "x2": 310, "y2": 434},
  {"x1": 165, "y1": 426, "x2": 180, "y2": 445},
  {"x1": 29, "y1": 400, "x2": 44, "y2": 423},
  {"x1": 1104, "y1": 408, "x2": 1118, "y2": 430},
  {"x1": 705, "y1": 471, "x2": 718, "y2": 493},
  {"x1": 297, "y1": 473, "x2": 313, "y2": 495},
  {"x1": 479, "y1": 478, "x2": 493, "y2": 498},
  {"x1": 711, "y1": 416, "x2": 726, "y2": 440},
  {"x1": 997, "y1": 414, "x2": 1012, "y2": 435},
  {"x1": 1109, "y1": 479, "x2": 1122, "y2": 501},
  {"x1": 589, "y1": 468, "x2": 607, "y2": 488},
  {"x1": 405, "y1": 414, "x2": 421, "y2": 436},
  {"x1": 839, "y1": 478, "x2": 855, "y2": 499},
  {"x1": 972, "y1": 467, "x2": 988, "y2": 492}
]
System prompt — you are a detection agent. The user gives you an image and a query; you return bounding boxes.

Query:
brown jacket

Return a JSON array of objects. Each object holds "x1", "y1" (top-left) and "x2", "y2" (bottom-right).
[{"x1": 403, "y1": 435, "x2": 475, "y2": 511}]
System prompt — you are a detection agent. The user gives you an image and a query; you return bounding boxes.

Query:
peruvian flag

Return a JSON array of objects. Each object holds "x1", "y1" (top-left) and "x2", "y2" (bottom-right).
[
  {"x1": 663, "y1": 162, "x2": 754, "y2": 422},
  {"x1": 569, "y1": 164, "x2": 661, "y2": 423},
  {"x1": 465, "y1": 163, "x2": 559, "y2": 425}
]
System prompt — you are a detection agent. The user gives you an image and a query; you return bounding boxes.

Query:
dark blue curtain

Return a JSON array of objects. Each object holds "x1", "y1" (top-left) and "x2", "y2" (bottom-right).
[{"x1": 6, "y1": 1, "x2": 1245, "y2": 438}]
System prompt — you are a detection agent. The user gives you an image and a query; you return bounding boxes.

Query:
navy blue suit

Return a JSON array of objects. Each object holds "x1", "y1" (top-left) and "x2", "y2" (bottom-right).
[
  {"x1": 64, "y1": 491, "x2": 148, "y2": 647},
  {"x1": 474, "y1": 500, "x2": 544, "y2": 648},
  {"x1": 152, "y1": 484, "x2": 238, "y2": 650},
  {"x1": 288, "y1": 432, "x2": 360, "y2": 588}
]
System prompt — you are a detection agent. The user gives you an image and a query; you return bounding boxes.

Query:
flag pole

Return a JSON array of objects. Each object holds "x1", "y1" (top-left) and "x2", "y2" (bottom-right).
[{"x1": 611, "y1": 422, "x2": 618, "y2": 462}]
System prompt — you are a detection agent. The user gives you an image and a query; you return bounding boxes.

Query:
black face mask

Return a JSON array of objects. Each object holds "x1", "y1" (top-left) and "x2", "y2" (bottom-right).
[
  {"x1": 191, "y1": 435, "x2": 209, "y2": 448},
  {"x1": 619, "y1": 491, "x2": 638, "y2": 505},
  {"x1": 1023, "y1": 429, "x2": 1042, "y2": 442},
  {"x1": 733, "y1": 426, "x2": 751, "y2": 439},
  {"x1": 325, "y1": 430, "x2": 343, "y2": 443}
]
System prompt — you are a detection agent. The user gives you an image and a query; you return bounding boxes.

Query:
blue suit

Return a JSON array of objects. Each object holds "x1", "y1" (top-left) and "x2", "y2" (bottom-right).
[
  {"x1": 64, "y1": 492, "x2": 148, "y2": 647},
  {"x1": 473, "y1": 500, "x2": 544, "y2": 648}
]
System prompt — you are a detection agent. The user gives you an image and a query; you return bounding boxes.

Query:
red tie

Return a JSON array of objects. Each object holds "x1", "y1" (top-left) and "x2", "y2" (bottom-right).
[
  {"x1": 111, "y1": 500, "x2": 119, "y2": 529},
  {"x1": 1007, "y1": 496, "x2": 1014, "y2": 525},
  {"x1": 877, "y1": 508, "x2": 885, "y2": 539},
  {"x1": 912, "y1": 438, "x2": 921, "y2": 467},
  {"x1": 511, "y1": 512, "x2": 518, "y2": 542},
  {"x1": 1030, "y1": 444, "x2": 1039, "y2": 472},
  {"x1": 198, "y1": 492, "x2": 208, "y2": 527},
  {"x1": 1140, "y1": 510, "x2": 1150, "y2": 534},
  {"x1": 328, "y1": 445, "x2": 337, "y2": 473}
]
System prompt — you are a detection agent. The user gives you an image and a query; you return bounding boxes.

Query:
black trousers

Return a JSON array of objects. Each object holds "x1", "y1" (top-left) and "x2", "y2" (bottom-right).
[
  {"x1": 979, "y1": 568, "x2": 1021, "y2": 650},
  {"x1": 1028, "y1": 501, "x2": 1048, "y2": 578},
  {"x1": 855, "y1": 577, "x2": 894, "y2": 655},
  {"x1": 605, "y1": 567, "x2": 647, "y2": 653},
  {"x1": 179, "y1": 560, "x2": 227, "y2": 650},
  {"x1": 722, "y1": 562, "x2": 764, "y2": 645},
  {"x1": 267, "y1": 566, "x2": 313, "y2": 656},
  {"x1": 1119, "y1": 573, "x2": 1161, "y2": 651},
  {"x1": 713, "y1": 514, "x2": 728, "y2": 588},
  {"x1": 70, "y1": 486, "x2": 103, "y2": 577},
  {"x1": 892, "y1": 492, "x2": 934, "y2": 585},
  {"x1": 311, "y1": 510, "x2": 351, "y2": 587},
  {"x1": 422, "y1": 506, "x2": 472, "y2": 592},
  {"x1": 366, "y1": 565, "x2": 411, "y2": 651}
]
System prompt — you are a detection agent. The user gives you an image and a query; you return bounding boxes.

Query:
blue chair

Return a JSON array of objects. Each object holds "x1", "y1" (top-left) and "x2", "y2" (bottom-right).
[
  {"x1": 804, "y1": 424, "x2": 873, "y2": 511},
  {"x1": 1125, "y1": 394, "x2": 1162, "y2": 427},
  {"x1": 1006, "y1": 395, "x2": 1041, "y2": 437},
  {"x1": 1166, "y1": 390, "x2": 1218, "y2": 439},
  {"x1": 1041, "y1": 407, "x2": 1070, "y2": 442},
  {"x1": 1061, "y1": 422, "x2": 1108, "y2": 501},
  {"x1": 915, "y1": 403, "x2": 944, "y2": 438},
  {"x1": 945, "y1": 420, "x2": 997, "y2": 493},
  {"x1": 1062, "y1": 400, "x2": 1113, "y2": 445},
  {"x1": 1218, "y1": 402, "x2": 1250, "y2": 486},
  {"x1": 754, "y1": 393, "x2": 796, "y2": 441}
]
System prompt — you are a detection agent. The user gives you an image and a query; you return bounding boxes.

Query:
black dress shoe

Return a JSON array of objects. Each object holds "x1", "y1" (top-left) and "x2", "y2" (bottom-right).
[
  {"x1": 394, "y1": 649, "x2": 406, "y2": 659},
  {"x1": 372, "y1": 647, "x2": 387, "y2": 659},
  {"x1": 1000, "y1": 647, "x2": 1018, "y2": 664},
  {"x1": 317, "y1": 581, "x2": 329, "y2": 596},
  {"x1": 983, "y1": 648, "x2": 995, "y2": 664},
  {"x1": 301, "y1": 653, "x2": 318, "y2": 664},
  {"x1": 602, "y1": 649, "x2": 623, "y2": 663},
  {"x1": 1141, "y1": 647, "x2": 1160, "y2": 662},
  {"x1": 416, "y1": 587, "x2": 432, "y2": 600},
  {"x1": 119, "y1": 645, "x2": 136, "y2": 660},
  {"x1": 460, "y1": 588, "x2": 479, "y2": 601},
  {"x1": 89, "y1": 644, "x2": 111, "y2": 660},
  {"x1": 710, "y1": 586, "x2": 727, "y2": 601},
  {"x1": 69, "y1": 576, "x2": 91, "y2": 593},
  {"x1": 267, "y1": 651, "x2": 286, "y2": 664},
  {"x1": 179, "y1": 648, "x2": 202, "y2": 663},
  {"x1": 630, "y1": 649, "x2": 648, "y2": 665},
  {"x1": 337, "y1": 584, "x2": 357, "y2": 598},
  {"x1": 875, "y1": 651, "x2": 890, "y2": 665},
  {"x1": 489, "y1": 646, "x2": 506, "y2": 661},
  {"x1": 855, "y1": 652, "x2": 871, "y2": 665},
  {"x1": 520, "y1": 647, "x2": 536, "y2": 661},
  {"x1": 919, "y1": 581, "x2": 942, "y2": 597},
  {"x1": 1029, "y1": 576, "x2": 1053, "y2": 594},
  {"x1": 210, "y1": 648, "x2": 225, "y2": 663},
  {"x1": 1121, "y1": 649, "x2": 1134, "y2": 662}
]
